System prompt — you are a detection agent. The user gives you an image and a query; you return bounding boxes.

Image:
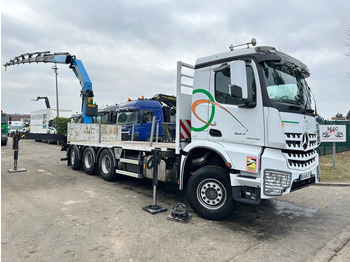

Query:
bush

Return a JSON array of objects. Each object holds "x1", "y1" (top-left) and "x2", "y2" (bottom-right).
[{"x1": 55, "y1": 117, "x2": 70, "y2": 134}]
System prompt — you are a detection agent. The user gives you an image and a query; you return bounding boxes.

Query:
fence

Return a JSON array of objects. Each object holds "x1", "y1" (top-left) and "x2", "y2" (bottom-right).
[{"x1": 316, "y1": 120, "x2": 350, "y2": 156}]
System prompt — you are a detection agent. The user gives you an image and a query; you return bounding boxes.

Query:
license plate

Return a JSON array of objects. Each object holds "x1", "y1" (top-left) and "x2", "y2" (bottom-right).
[{"x1": 299, "y1": 172, "x2": 311, "y2": 181}]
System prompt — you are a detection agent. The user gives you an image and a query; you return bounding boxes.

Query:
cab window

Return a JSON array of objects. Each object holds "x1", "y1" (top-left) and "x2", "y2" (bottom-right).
[
  {"x1": 141, "y1": 110, "x2": 153, "y2": 123},
  {"x1": 215, "y1": 65, "x2": 256, "y2": 105}
]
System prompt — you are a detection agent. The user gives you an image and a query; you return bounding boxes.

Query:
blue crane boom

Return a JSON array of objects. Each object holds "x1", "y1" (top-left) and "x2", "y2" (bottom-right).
[{"x1": 3, "y1": 51, "x2": 98, "y2": 123}]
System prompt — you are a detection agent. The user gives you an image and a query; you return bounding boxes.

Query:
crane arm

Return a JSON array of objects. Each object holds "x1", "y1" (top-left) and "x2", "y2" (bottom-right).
[
  {"x1": 31, "y1": 96, "x2": 51, "y2": 108},
  {"x1": 3, "y1": 51, "x2": 98, "y2": 123},
  {"x1": 3, "y1": 51, "x2": 72, "y2": 69}
]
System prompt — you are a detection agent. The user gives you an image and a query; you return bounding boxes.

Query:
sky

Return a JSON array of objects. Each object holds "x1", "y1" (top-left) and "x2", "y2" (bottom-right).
[{"x1": 1, "y1": 0, "x2": 349, "y2": 120}]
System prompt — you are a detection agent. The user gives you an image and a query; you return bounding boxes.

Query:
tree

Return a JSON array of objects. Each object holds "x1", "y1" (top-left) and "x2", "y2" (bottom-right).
[
  {"x1": 347, "y1": 27, "x2": 350, "y2": 57},
  {"x1": 335, "y1": 113, "x2": 344, "y2": 119},
  {"x1": 347, "y1": 27, "x2": 350, "y2": 78},
  {"x1": 347, "y1": 110, "x2": 350, "y2": 120},
  {"x1": 347, "y1": 27, "x2": 350, "y2": 56}
]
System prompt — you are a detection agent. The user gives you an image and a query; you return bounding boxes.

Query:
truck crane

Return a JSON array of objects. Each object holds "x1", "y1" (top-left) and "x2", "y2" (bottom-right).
[
  {"x1": 3, "y1": 51, "x2": 98, "y2": 123},
  {"x1": 64, "y1": 40, "x2": 321, "y2": 220},
  {"x1": 31, "y1": 96, "x2": 51, "y2": 109}
]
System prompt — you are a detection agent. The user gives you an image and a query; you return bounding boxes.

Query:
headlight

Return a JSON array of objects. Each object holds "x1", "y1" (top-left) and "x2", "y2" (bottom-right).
[{"x1": 264, "y1": 170, "x2": 291, "y2": 196}]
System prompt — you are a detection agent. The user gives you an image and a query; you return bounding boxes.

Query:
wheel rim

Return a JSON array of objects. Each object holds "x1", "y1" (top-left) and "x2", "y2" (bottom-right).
[
  {"x1": 101, "y1": 155, "x2": 111, "y2": 174},
  {"x1": 196, "y1": 178, "x2": 227, "y2": 210},
  {"x1": 84, "y1": 151, "x2": 92, "y2": 169}
]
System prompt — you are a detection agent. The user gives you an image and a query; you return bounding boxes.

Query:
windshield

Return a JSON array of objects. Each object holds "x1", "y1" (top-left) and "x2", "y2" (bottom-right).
[
  {"x1": 1, "y1": 114, "x2": 8, "y2": 124},
  {"x1": 262, "y1": 62, "x2": 312, "y2": 109},
  {"x1": 116, "y1": 110, "x2": 139, "y2": 125},
  {"x1": 10, "y1": 125, "x2": 23, "y2": 131},
  {"x1": 95, "y1": 112, "x2": 110, "y2": 124}
]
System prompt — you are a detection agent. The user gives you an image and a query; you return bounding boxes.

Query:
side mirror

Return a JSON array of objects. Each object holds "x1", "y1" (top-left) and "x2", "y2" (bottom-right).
[
  {"x1": 230, "y1": 61, "x2": 248, "y2": 99},
  {"x1": 9, "y1": 116, "x2": 12, "y2": 125}
]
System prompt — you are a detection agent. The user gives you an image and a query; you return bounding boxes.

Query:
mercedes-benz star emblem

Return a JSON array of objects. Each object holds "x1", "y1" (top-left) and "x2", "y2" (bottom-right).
[{"x1": 302, "y1": 132, "x2": 309, "y2": 150}]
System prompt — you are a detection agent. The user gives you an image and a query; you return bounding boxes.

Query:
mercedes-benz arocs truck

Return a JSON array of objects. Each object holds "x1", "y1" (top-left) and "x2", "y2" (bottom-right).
[{"x1": 66, "y1": 41, "x2": 320, "y2": 220}]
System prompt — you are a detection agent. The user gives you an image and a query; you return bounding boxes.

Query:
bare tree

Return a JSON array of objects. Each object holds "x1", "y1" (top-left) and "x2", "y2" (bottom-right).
[
  {"x1": 335, "y1": 113, "x2": 344, "y2": 119},
  {"x1": 347, "y1": 27, "x2": 350, "y2": 57},
  {"x1": 347, "y1": 27, "x2": 350, "y2": 79}
]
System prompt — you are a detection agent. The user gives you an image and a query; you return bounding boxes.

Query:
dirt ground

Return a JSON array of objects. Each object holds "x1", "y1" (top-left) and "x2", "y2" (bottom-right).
[{"x1": 2, "y1": 138, "x2": 350, "y2": 262}]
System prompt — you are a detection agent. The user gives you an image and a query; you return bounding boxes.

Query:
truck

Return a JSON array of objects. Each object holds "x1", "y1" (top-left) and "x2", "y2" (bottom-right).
[
  {"x1": 8, "y1": 121, "x2": 26, "y2": 137},
  {"x1": 65, "y1": 40, "x2": 320, "y2": 220},
  {"x1": 1, "y1": 111, "x2": 9, "y2": 145},
  {"x1": 30, "y1": 108, "x2": 71, "y2": 143},
  {"x1": 95, "y1": 104, "x2": 119, "y2": 124},
  {"x1": 70, "y1": 105, "x2": 119, "y2": 125},
  {"x1": 116, "y1": 94, "x2": 176, "y2": 141}
]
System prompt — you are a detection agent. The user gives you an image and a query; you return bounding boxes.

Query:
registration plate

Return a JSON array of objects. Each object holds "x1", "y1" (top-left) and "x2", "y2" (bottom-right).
[{"x1": 299, "y1": 172, "x2": 311, "y2": 181}]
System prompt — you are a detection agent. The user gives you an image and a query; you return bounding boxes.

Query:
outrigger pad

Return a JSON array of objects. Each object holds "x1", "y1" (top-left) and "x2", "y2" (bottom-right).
[
  {"x1": 8, "y1": 168, "x2": 27, "y2": 173},
  {"x1": 142, "y1": 205, "x2": 167, "y2": 215},
  {"x1": 167, "y1": 203, "x2": 192, "y2": 223}
]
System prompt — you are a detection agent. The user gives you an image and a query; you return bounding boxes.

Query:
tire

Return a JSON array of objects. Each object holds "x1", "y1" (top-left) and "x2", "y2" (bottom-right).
[
  {"x1": 82, "y1": 147, "x2": 97, "y2": 175},
  {"x1": 186, "y1": 166, "x2": 237, "y2": 220},
  {"x1": 1, "y1": 139, "x2": 7, "y2": 146},
  {"x1": 69, "y1": 145, "x2": 81, "y2": 170},
  {"x1": 98, "y1": 149, "x2": 116, "y2": 181}
]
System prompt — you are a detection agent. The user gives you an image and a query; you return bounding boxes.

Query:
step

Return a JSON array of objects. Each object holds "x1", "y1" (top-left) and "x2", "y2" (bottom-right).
[
  {"x1": 119, "y1": 158, "x2": 141, "y2": 165},
  {"x1": 115, "y1": 169, "x2": 143, "y2": 179}
]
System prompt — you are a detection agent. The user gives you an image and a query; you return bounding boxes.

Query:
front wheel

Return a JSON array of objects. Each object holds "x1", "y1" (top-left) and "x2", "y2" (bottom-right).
[
  {"x1": 186, "y1": 166, "x2": 237, "y2": 220},
  {"x1": 98, "y1": 149, "x2": 116, "y2": 181}
]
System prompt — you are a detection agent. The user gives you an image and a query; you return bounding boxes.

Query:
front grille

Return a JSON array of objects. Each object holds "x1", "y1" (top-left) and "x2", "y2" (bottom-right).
[
  {"x1": 285, "y1": 132, "x2": 317, "y2": 151},
  {"x1": 283, "y1": 132, "x2": 318, "y2": 170},
  {"x1": 283, "y1": 149, "x2": 317, "y2": 169}
]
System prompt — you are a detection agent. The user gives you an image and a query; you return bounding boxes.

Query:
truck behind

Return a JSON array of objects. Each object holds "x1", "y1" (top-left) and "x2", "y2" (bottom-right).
[{"x1": 30, "y1": 108, "x2": 71, "y2": 143}]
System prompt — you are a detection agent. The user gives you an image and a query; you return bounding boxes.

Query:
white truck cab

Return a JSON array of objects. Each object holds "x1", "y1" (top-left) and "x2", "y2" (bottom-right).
[{"x1": 176, "y1": 44, "x2": 319, "y2": 217}]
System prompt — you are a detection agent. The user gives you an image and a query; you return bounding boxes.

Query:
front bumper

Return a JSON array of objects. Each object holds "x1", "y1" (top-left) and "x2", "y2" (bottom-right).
[
  {"x1": 230, "y1": 147, "x2": 320, "y2": 203},
  {"x1": 260, "y1": 148, "x2": 320, "y2": 198}
]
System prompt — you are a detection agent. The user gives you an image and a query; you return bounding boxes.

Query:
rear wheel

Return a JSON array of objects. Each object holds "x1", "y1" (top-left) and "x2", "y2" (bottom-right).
[
  {"x1": 186, "y1": 166, "x2": 237, "y2": 220},
  {"x1": 98, "y1": 149, "x2": 116, "y2": 181},
  {"x1": 69, "y1": 145, "x2": 81, "y2": 170},
  {"x1": 82, "y1": 147, "x2": 97, "y2": 175}
]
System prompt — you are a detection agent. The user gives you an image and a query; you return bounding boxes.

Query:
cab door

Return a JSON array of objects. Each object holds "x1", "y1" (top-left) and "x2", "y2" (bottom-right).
[{"x1": 208, "y1": 60, "x2": 264, "y2": 146}]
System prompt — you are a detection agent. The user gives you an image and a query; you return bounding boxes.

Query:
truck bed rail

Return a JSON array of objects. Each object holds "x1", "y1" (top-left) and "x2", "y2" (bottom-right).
[{"x1": 175, "y1": 61, "x2": 194, "y2": 154}]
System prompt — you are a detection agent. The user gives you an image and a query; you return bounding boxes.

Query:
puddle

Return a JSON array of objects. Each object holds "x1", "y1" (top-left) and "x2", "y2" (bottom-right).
[{"x1": 272, "y1": 200, "x2": 317, "y2": 218}]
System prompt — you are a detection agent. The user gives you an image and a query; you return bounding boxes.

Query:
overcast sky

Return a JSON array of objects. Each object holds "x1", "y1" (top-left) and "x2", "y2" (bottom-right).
[{"x1": 1, "y1": 0, "x2": 349, "y2": 119}]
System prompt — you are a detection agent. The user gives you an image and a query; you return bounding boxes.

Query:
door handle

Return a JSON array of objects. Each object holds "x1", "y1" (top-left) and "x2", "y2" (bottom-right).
[{"x1": 209, "y1": 129, "x2": 222, "y2": 137}]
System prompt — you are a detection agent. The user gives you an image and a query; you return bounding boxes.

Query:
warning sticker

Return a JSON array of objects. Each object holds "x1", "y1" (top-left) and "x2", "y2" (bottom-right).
[{"x1": 246, "y1": 156, "x2": 257, "y2": 172}]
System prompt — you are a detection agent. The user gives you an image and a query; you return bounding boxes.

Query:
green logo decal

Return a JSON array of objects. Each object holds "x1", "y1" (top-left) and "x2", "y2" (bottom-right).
[{"x1": 191, "y1": 89, "x2": 215, "y2": 132}]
